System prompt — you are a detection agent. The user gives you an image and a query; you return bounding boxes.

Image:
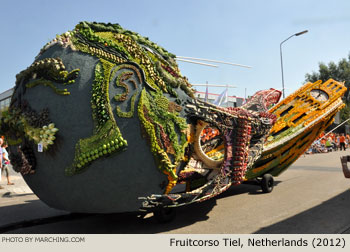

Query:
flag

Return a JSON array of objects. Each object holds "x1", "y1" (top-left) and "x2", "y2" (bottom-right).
[
  {"x1": 213, "y1": 88, "x2": 228, "y2": 106},
  {"x1": 205, "y1": 85, "x2": 209, "y2": 102}
]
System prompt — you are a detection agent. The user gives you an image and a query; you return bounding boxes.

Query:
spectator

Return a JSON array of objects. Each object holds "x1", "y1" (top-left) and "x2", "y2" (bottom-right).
[
  {"x1": 325, "y1": 138, "x2": 333, "y2": 152},
  {"x1": 2, "y1": 142, "x2": 14, "y2": 185},
  {"x1": 0, "y1": 138, "x2": 3, "y2": 189},
  {"x1": 339, "y1": 134, "x2": 346, "y2": 151}
]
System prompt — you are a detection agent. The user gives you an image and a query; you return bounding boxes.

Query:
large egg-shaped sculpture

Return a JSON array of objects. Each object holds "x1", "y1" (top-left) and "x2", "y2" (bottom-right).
[{"x1": 0, "y1": 22, "x2": 278, "y2": 214}]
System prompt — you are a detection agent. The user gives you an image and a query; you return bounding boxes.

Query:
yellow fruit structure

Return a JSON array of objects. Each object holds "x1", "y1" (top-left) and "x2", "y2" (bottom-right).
[{"x1": 246, "y1": 79, "x2": 347, "y2": 179}]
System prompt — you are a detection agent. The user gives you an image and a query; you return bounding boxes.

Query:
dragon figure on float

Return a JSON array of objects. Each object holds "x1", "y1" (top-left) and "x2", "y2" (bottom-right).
[{"x1": 0, "y1": 22, "x2": 347, "y2": 221}]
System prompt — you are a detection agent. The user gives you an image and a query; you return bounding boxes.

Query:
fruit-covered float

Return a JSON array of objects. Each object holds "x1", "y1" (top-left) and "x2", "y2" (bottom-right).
[{"x1": 0, "y1": 22, "x2": 346, "y2": 221}]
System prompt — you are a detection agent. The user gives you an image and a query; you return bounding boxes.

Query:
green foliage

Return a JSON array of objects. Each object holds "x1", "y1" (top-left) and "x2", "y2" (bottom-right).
[
  {"x1": 116, "y1": 92, "x2": 137, "y2": 118},
  {"x1": 137, "y1": 88, "x2": 188, "y2": 183},
  {"x1": 0, "y1": 107, "x2": 58, "y2": 150},
  {"x1": 77, "y1": 21, "x2": 176, "y2": 60},
  {"x1": 16, "y1": 58, "x2": 80, "y2": 90},
  {"x1": 340, "y1": 103, "x2": 350, "y2": 123},
  {"x1": 91, "y1": 61, "x2": 111, "y2": 127},
  {"x1": 26, "y1": 79, "x2": 70, "y2": 95},
  {"x1": 66, "y1": 120, "x2": 127, "y2": 176},
  {"x1": 0, "y1": 106, "x2": 8, "y2": 119},
  {"x1": 73, "y1": 21, "x2": 194, "y2": 98},
  {"x1": 305, "y1": 57, "x2": 350, "y2": 87},
  {"x1": 67, "y1": 59, "x2": 127, "y2": 175}
]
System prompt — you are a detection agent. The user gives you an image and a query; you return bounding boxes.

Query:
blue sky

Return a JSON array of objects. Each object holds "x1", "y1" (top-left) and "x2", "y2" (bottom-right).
[{"x1": 2, "y1": 0, "x2": 350, "y2": 98}]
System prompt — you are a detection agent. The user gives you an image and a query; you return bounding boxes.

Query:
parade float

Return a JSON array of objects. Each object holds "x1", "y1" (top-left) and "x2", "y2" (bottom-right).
[{"x1": 0, "y1": 22, "x2": 347, "y2": 221}]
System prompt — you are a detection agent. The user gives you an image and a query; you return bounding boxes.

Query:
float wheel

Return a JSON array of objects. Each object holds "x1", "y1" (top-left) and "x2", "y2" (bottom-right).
[{"x1": 261, "y1": 173, "x2": 274, "y2": 193}]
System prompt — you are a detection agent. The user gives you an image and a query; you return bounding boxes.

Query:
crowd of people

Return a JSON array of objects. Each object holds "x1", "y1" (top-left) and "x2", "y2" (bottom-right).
[{"x1": 305, "y1": 132, "x2": 350, "y2": 154}]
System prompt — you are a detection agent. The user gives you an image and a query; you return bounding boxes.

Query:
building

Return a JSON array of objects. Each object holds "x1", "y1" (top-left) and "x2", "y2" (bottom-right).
[
  {"x1": 194, "y1": 90, "x2": 245, "y2": 107},
  {"x1": 0, "y1": 87, "x2": 13, "y2": 113}
]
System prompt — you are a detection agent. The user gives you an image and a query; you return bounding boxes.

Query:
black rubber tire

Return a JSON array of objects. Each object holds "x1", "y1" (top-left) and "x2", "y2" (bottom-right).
[
  {"x1": 261, "y1": 174, "x2": 274, "y2": 193},
  {"x1": 154, "y1": 207, "x2": 176, "y2": 223}
]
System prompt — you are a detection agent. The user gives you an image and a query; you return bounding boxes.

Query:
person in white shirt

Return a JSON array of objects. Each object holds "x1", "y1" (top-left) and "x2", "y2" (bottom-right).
[
  {"x1": 0, "y1": 138, "x2": 3, "y2": 189},
  {"x1": 2, "y1": 141, "x2": 14, "y2": 185}
]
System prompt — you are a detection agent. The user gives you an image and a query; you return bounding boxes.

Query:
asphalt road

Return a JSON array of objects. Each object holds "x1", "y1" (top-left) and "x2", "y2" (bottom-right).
[{"x1": 1, "y1": 150, "x2": 350, "y2": 234}]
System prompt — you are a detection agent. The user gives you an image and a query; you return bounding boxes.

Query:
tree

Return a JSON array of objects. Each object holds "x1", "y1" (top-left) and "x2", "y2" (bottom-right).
[{"x1": 305, "y1": 54, "x2": 350, "y2": 123}]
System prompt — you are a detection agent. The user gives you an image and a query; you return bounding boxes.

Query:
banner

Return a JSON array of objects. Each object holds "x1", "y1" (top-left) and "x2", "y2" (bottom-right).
[{"x1": 213, "y1": 88, "x2": 228, "y2": 106}]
